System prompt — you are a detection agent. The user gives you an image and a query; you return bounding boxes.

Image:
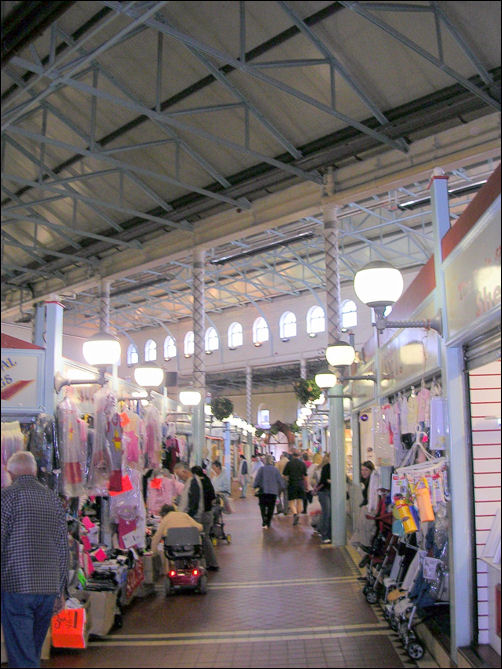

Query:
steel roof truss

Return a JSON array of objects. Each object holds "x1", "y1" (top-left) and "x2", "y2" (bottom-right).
[{"x1": 340, "y1": 2, "x2": 500, "y2": 112}]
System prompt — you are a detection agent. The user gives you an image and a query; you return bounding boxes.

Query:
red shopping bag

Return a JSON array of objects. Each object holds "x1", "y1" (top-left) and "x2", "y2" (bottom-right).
[{"x1": 51, "y1": 607, "x2": 87, "y2": 648}]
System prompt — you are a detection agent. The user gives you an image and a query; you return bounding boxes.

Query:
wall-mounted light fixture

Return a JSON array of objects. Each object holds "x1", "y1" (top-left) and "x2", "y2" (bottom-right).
[{"x1": 354, "y1": 261, "x2": 442, "y2": 334}]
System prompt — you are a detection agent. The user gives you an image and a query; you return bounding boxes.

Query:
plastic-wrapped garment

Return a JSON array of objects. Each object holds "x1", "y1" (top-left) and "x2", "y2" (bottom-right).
[
  {"x1": 106, "y1": 411, "x2": 123, "y2": 492},
  {"x1": 28, "y1": 413, "x2": 62, "y2": 490},
  {"x1": 1, "y1": 421, "x2": 25, "y2": 487},
  {"x1": 416, "y1": 385, "x2": 432, "y2": 426},
  {"x1": 146, "y1": 474, "x2": 182, "y2": 514},
  {"x1": 88, "y1": 386, "x2": 115, "y2": 495},
  {"x1": 57, "y1": 392, "x2": 87, "y2": 497},
  {"x1": 143, "y1": 404, "x2": 162, "y2": 469},
  {"x1": 109, "y1": 467, "x2": 146, "y2": 550},
  {"x1": 120, "y1": 410, "x2": 144, "y2": 470},
  {"x1": 429, "y1": 397, "x2": 449, "y2": 451}
]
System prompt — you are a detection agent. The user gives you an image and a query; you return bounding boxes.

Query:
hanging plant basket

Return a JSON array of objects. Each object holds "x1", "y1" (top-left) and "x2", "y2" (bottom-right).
[
  {"x1": 210, "y1": 397, "x2": 234, "y2": 422},
  {"x1": 293, "y1": 378, "x2": 322, "y2": 405}
]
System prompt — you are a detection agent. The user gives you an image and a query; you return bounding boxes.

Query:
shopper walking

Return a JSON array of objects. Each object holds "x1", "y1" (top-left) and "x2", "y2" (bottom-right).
[
  {"x1": 282, "y1": 450, "x2": 308, "y2": 526},
  {"x1": 301, "y1": 452, "x2": 313, "y2": 514},
  {"x1": 238, "y1": 454, "x2": 250, "y2": 498},
  {"x1": 210, "y1": 460, "x2": 231, "y2": 496},
  {"x1": 1, "y1": 451, "x2": 69, "y2": 669},
  {"x1": 253, "y1": 455, "x2": 285, "y2": 528},
  {"x1": 250, "y1": 454, "x2": 264, "y2": 485},
  {"x1": 317, "y1": 454, "x2": 332, "y2": 544},
  {"x1": 276, "y1": 451, "x2": 290, "y2": 514}
]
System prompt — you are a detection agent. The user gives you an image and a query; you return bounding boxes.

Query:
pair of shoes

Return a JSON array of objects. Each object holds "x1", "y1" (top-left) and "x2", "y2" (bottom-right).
[
  {"x1": 292, "y1": 514, "x2": 299, "y2": 526},
  {"x1": 301, "y1": 511, "x2": 307, "y2": 514},
  {"x1": 321, "y1": 538, "x2": 332, "y2": 544},
  {"x1": 263, "y1": 525, "x2": 269, "y2": 530},
  {"x1": 207, "y1": 565, "x2": 219, "y2": 571},
  {"x1": 239, "y1": 495, "x2": 246, "y2": 498},
  {"x1": 358, "y1": 555, "x2": 370, "y2": 568}
]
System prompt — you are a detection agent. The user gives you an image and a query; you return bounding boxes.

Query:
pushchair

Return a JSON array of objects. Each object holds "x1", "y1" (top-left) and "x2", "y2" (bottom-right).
[
  {"x1": 163, "y1": 526, "x2": 208, "y2": 595},
  {"x1": 210, "y1": 494, "x2": 232, "y2": 545},
  {"x1": 361, "y1": 491, "x2": 395, "y2": 603},
  {"x1": 392, "y1": 550, "x2": 449, "y2": 660}
]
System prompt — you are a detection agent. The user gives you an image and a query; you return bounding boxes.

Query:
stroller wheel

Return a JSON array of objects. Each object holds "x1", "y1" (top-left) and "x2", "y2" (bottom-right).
[
  {"x1": 212, "y1": 537, "x2": 218, "y2": 546},
  {"x1": 366, "y1": 590, "x2": 378, "y2": 604},
  {"x1": 390, "y1": 617, "x2": 399, "y2": 631},
  {"x1": 198, "y1": 575, "x2": 208, "y2": 594},
  {"x1": 407, "y1": 642, "x2": 425, "y2": 660},
  {"x1": 226, "y1": 534, "x2": 232, "y2": 544}
]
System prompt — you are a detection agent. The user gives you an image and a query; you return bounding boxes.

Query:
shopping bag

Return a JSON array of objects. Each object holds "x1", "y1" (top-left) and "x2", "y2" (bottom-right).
[
  {"x1": 415, "y1": 477, "x2": 435, "y2": 522},
  {"x1": 393, "y1": 498, "x2": 418, "y2": 533},
  {"x1": 51, "y1": 607, "x2": 87, "y2": 649}
]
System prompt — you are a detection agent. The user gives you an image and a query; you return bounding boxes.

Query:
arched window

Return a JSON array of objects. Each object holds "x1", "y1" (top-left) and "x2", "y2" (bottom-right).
[
  {"x1": 341, "y1": 300, "x2": 357, "y2": 329},
  {"x1": 205, "y1": 327, "x2": 219, "y2": 352},
  {"x1": 228, "y1": 322, "x2": 243, "y2": 348},
  {"x1": 144, "y1": 339, "x2": 157, "y2": 362},
  {"x1": 184, "y1": 331, "x2": 194, "y2": 357},
  {"x1": 279, "y1": 311, "x2": 296, "y2": 339},
  {"x1": 163, "y1": 335, "x2": 176, "y2": 360},
  {"x1": 126, "y1": 343, "x2": 138, "y2": 366},
  {"x1": 306, "y1": 305, "x2": 325, "y2": 336},
  {"x1": 252, "y1": 317, "x2": 269, "y2": 345},
  {"x1": 257, "y1": 408, "x2": 270, "y2": 428}
]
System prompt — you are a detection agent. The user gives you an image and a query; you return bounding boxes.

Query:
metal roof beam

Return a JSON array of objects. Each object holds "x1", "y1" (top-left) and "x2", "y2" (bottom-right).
[
  {"x1": 5, "y1": 121, "x2": 249, "y2": 211},
  {"x1": 186, "y1": 44, "x2": 304, "y2": 161},
  {"x1": 1, "y1": 1, "x2": 169, "y2": 130},
  {"x1": 130, "y1": 9, "x2": 406, "y2": 154},
  {"x1": 277, "y1": 0, "x2": 403, "y2": 139},
  {"x1": 340, "y1": 1, "x2": 500, "y2": 111},
  {"x1": 3, "y1": 135, "x2": 126, "y2": 233}
]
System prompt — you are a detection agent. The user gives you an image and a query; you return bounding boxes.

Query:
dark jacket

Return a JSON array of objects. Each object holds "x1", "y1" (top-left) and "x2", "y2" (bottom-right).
[
  {"x1": 318, "y1": 463, "x2": 331, "y2": 492},
  {"x1": 199, "y1": 473, "x2": 216, "y2": 512}
]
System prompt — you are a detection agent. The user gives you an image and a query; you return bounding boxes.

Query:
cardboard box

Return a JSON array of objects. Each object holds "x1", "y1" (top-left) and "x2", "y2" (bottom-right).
[
  {"x1": 143, "y1": 552, "x2": 162, "y2": 584},
  {"x1": 85, "y1": 591, "x2": 117, "y2": 637}
]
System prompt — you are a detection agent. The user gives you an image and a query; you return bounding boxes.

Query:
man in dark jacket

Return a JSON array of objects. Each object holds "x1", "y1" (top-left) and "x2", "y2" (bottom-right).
[
  {"x1": 283, "y1": 450, "x2": 308, "y2": 526},
  {"x1": 191, "y1": 466, "x2": 219, "y2": 571}
]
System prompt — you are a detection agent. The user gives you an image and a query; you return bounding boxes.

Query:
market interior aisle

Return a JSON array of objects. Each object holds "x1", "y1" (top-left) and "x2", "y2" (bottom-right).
[{"x1": 44, "y1": 495, "x2": 425, "y2": 669}]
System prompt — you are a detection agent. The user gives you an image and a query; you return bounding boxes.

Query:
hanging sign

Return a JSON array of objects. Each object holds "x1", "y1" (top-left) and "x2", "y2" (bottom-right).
[{"x1": 1, "y1": 344, "x2": 45, "y2": 414}]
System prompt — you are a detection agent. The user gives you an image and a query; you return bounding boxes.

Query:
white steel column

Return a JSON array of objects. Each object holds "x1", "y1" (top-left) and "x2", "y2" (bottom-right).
[
  {"x1": 33, "y1": 303, "x2": 45, "y2": 347},
  {"x1": 43, "y1": 300, "x2": 64, "y2": 414},
  {"x1": 192, "y1": 248, "x2": 206, "y2": 466},
  {"x1": 246, "y1": 365, "x2": 253, "y2": 460},
  {"x1": 300, "y1": 357, "x2": 309, "y2": 450},
  {"x1": 430, "y1": 170, "x2": 474, "y2": 659},
  {"x1": 322, "y1": 171, "x2": 347, "y2": 548}
]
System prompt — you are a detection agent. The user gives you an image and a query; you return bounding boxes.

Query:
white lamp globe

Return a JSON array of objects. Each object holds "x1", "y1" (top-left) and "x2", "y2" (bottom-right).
[
  {"x1": 354, "y1": 261, "x2": 404, "y2": 308},
  {"x1": 134, "y1": 363, "x2": 164, "y2": 388},
  {"x1": 83, "y1": 332, "x2": 121, "y2": 367},
  {"x1": 179, "y1": 389, "x2": 202, "y2": 406},
  {"x1": 315, "y1": 370, "x2": 337, "y2": 388},
  {"x1": 325, "y1": 341, "x2": 355, "y2": 367}
]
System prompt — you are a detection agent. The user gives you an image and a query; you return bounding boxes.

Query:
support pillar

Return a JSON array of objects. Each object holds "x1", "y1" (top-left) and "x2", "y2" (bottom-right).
[
  {"x1": 43, "y1": 300, "x2": 64, "y2": 414},
  {"x1": 300, "y1": 357, "x2": 309, "y2": 450},
  {"x1": 246, "y1": 365, "x2": 253, "y2": 459},
  {"x1": 33, "y1": 303, "x2": 45, "y2": 347},
  {"x1": 224, "y1": 420, "x2": 231, "y2": 484},
  {"x1": 430, "y1": 169, "x2": 474, "y2": 660},
  {"x1": 322, "y1": 173, "x2": 347, "y2": 547},
  {"x1": 192, "y1": 248, "x2": 206, "y2": 467},
  {"x1": 350, "y1": 407, "x2": 362, "y2": 531}
]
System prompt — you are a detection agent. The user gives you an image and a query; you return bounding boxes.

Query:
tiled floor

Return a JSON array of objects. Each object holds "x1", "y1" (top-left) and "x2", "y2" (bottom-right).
[{"x1": 44, "y1": 492, "x2": 437, "y2": 668}]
